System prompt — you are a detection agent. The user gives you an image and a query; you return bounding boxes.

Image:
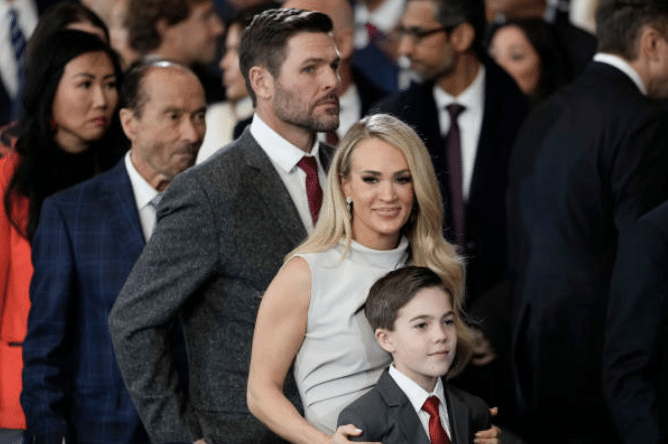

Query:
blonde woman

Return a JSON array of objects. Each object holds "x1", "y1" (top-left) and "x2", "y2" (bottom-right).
[{"x1": 247, "y1": 114, "x2": 499, "y2": 444}]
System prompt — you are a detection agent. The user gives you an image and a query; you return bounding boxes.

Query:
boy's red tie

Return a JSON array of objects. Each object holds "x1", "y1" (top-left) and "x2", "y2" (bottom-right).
[{"x1": 422, "y1": 396, "x2": 451, "y2": 444}]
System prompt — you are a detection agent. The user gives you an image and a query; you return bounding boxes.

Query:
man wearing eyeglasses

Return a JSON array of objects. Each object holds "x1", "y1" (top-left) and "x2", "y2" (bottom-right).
[{"x1": 372, "y1": 0, "x2": 527, "y2": 431}]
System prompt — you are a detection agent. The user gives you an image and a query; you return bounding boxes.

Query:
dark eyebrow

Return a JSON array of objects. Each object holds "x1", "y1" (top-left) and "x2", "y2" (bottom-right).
[{"x1": 409, "y1": 310, "x2": 454, "y2": 323}]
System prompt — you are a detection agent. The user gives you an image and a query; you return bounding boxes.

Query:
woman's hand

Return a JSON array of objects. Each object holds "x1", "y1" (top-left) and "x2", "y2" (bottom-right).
[{"x1": 326, "y1": 424, "x2": 381, "y2": 444}]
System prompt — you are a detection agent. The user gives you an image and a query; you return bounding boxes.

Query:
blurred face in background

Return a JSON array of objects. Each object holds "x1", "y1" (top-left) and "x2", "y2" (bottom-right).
[
  {"x1": 398, "y1": 0, "x2": 455, "y2": 82},
  {"x1": 220, "y1": 22, "x2": 248, "y2": 102},
  {"x1": 109, "y1": 0, "x2": 140, "y2": 68},
  {"x1": 489, "y1": 24, "x2": 541, "y2": 97},
  {"x1": 164, "y1": 0, "x2": 224, "y2": 65},
  {"x1": 52, "y1": 51, "x2": 118, "y2": 154}
]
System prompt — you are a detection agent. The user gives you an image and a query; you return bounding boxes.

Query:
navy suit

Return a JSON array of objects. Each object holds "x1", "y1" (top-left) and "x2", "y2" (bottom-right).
[
  {"x1": 507, "y1": 62, "x2": 668, "y2": 444},
  {"x1": 338, "y1": 369, "x2": 490, "y2": 444},
  {"x1": 604, "y1": 198, "x2": 668, "y2": 444},
  {"x1": 21, "y1": 160, "x2": 150, "y2": 444}
]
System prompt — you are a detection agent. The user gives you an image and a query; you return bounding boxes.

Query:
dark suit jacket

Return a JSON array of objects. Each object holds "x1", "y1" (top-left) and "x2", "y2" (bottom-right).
[
  {"x1": 21, "y1": 160, "x2": 150, "y2": 444},
  {"x1": 604, "y1": 198, "x2": 668, "y2": 444},
  {"x1": 338, "y1": 369, "x2": 490, "y2": 444},
  {"x1": 507, "y1": 62, "x2": 668, "y2": 444},
  {"x1": 372, "y1": 58, "x2": 527, "y2": 349},
  {"x1": 109, "y1": 130, "x2": 334, "y2": 444}
]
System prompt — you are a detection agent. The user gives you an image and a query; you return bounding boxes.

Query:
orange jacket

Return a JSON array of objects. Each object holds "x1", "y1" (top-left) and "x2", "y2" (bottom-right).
[{"x1": 0, "y1": 149, "x2": 30, "y2": 429}]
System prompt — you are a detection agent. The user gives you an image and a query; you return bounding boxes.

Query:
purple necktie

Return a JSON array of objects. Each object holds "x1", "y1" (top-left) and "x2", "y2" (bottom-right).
[{"x1": 445, "y1": 103, "x2": 466, "y2": 251}]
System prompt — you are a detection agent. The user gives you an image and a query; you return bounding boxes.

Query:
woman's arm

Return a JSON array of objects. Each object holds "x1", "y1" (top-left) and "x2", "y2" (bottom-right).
[
  {"x1": 247, "y1": 257, "x2": 377, "y2": 444},
  {"x1": 247, "y1": 256, "x2": 328, "y2": 444}
]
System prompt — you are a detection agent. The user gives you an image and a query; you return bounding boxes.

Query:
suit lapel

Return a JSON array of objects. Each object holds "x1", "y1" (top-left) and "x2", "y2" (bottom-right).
[
  {"x1": 240, "y1": 131, "x2": 307, "y2": 247},
  {"x1": 446, "y1": 384, "x2": 470, "y2": 444},
  {"x1": 101, "y1": 160, "x2": 145, "y2": 253},
  {"x1": 376, "y1": 370, "x2": 432, "y2": 444}
]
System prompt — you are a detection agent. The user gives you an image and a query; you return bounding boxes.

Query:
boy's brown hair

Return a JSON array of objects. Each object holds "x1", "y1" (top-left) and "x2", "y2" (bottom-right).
[{"x1": 365, "y1": 265, "x2": 472, "y2": 377}]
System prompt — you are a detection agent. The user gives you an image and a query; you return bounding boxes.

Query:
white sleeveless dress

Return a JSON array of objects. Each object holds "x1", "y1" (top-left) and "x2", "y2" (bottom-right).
[{"x1": 294, "y1": 237, "x2": 409, "y2": 434}]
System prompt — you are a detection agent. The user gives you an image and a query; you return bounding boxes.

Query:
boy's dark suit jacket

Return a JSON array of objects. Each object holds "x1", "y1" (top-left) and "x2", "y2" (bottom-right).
[{"x1": 338, "y1": 369, "x2": 491, "y2": 444}]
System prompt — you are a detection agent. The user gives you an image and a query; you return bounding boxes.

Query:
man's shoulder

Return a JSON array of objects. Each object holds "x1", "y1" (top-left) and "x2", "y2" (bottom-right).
[
  {"x1": 371, "y1": 82, "x2": 432, "y2": 116},
  {"x1": 46, "y1": 159, "x2": 128, "y2": 207}
]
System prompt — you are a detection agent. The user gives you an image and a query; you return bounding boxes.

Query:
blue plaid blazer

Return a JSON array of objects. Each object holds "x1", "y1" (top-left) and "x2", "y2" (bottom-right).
[{"x1": 21, "y1": 159, "x2": 150, "y2": 444}]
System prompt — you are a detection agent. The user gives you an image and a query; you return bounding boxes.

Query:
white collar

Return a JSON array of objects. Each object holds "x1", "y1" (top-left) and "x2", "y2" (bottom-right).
[
  {"x1": 593, "y1": 53, "x2": 647, "y2": 96},
  {"x1": 388, "y1": 363, "x2": 446, "y2": 415},
  {"x1": 125, "y1": 151, "x2": 160, "y2": 209},
  {"x1": 355, "y1": 0, "x2": 404, "y2": 32},
  {"x1": 249, "y1": 114, "x2": 320, "y2": 174},
  {"x1": 433, "y1": 63, "x2": 486, "y2": 110}
]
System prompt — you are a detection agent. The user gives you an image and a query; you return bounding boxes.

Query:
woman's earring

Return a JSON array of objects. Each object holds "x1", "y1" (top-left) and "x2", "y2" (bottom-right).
[{"x1": 345, "y1": 196, "x2": 353, "y2": 215}]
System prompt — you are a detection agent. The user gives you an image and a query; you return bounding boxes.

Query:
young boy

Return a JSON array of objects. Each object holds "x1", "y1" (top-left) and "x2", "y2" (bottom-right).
[{"x1": 337, "y1": 266, "x2": 491, "y2": 444}]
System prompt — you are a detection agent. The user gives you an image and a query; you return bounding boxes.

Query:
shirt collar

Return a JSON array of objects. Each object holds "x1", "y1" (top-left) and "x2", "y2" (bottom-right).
[
  {"x1": 433, "y1": 63, "x2": 486, "y2": 111},
  {"x1": 355, "y1": 0, "x2": 404, "y2": 32},
  {"x1": 388, "y1": 364, "x2": 446, "y2": 415},
  {"x1": 593, "y1": 53, "x2": 647, "y2": 95},
  {"x1": 125, "y1": 151, "x2": 159, "y2": 209},
  {"x1": 250, "y1": 114, "x2": 320, "y2": 174}
]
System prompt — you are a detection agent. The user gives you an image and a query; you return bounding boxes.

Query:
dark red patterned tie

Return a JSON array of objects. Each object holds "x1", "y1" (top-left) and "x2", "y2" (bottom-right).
[
  {"x1": 365, "y1": 22, "x2": 382, "y2": 43},
  {"x1": 422, "y1": 396, "x2": 451, "y2": 444},
  {"x1": 445, "y1": 103, "x2": 466, "y2": 251},
  {"x1": 325, "y1": 131, "x2": 339, "y2": 146},
  {"x1": 297, "y1": 156, "x2": 323, "y2": 224}
]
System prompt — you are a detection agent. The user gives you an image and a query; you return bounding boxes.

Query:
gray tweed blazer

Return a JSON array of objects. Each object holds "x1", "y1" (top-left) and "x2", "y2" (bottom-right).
[{"x1": 109, "y1": 129, "x2": 334, "y2": 444}]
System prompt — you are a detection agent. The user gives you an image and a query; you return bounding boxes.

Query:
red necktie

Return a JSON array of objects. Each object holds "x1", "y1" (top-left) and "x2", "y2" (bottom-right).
[
  {"x1": 297, "y1": 156, "x2": 323, "y2": 224},
  {"x1": 422, "y1": 396, "x2": 451, "y2": 444},
  {"x1": 325, "y1": 131, "x2": 339, "y2": 146},
  {"x1": 365, "y1": 22, "x2": 383, "y2": 43},
  {"x1": 445, "y1": 103, "x2": 466, "y2": 252}
]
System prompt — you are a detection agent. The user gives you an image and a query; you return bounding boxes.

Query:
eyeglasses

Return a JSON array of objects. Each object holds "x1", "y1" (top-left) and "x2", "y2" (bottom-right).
[{"x1": 395, "y1": 26, "x2": 449, "y2": 44}]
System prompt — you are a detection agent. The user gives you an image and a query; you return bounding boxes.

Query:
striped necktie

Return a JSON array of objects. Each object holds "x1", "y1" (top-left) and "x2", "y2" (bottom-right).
[{"x1": 8, "y1": 9, "x2": 26, "y2": 78}]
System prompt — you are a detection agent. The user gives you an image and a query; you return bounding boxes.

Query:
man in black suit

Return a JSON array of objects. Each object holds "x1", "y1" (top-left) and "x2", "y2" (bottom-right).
[
  {"x1": 507, "y1": 1, "x2": 668, "y2": 443},
  {"x1": 372, "y1": 0, "x2": 527, "y2": 419},
  {"x1": 109, "y1": 8, "x2": 339, "y2": 444},
  {"x1": 604, "y1": 198, "x2": 668, "y2": 444}
]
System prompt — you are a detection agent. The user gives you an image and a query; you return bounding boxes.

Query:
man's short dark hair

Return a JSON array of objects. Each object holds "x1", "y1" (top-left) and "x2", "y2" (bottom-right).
[
  {"x1": 127, "y1": 0, "x2": 208, "y2": 53},
  {"x1": 596, "y1": 0, "x2": 668, "y2": 60},
  {"x1": 365, "y1": 266, "x2": 449, "y2": 332},
  {"x1": 408, "y1": 0, "x2": 487, "y2": 59},
  {"x1": 238, "y1": 8, "x2": 333, "y2": 104},
  {"x1": 120, "y1": 57, "x2": 192, "y2": 117}
]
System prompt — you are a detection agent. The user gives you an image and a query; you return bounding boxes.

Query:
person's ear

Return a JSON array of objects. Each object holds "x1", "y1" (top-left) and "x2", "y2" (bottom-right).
[
  {"x1": 335, "y1": 28, "x2": 355, "y2": 60},
  {"x1": 450, "y1": 22, "x2": 476, "y2": 53},
  {"x1": 639, "y1": 25, "x2": 663, "y2": 62},
  {"x1": 249, "y1": 66, "x2": 273, "y2": 102},
  {"x1": 376, "y1": 328, "x2": 396, "y2": 354},
  {"x1": 119, "y1": 108, "x2": 138, "y2": 142},
  {"x1": 155, "y1": 18, "x2": 170, "y2": 41}
]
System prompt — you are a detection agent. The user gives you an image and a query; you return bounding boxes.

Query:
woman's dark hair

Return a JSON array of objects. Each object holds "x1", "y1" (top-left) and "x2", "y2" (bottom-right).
[
  {"x1": 6, "y1": 29, "x2": 125, "y2": 241},
  {"x1": 26, "y1": 1, "x2": 110, "y2": 62},
  {"x1": 491, "y1": 18, "x2": 573, "y2": 102}
]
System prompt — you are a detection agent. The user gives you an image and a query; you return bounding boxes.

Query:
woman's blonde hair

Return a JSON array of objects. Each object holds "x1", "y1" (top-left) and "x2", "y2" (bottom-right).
[{"x1": 287, "y1": 114, "x2": 471, "y2": 369}]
